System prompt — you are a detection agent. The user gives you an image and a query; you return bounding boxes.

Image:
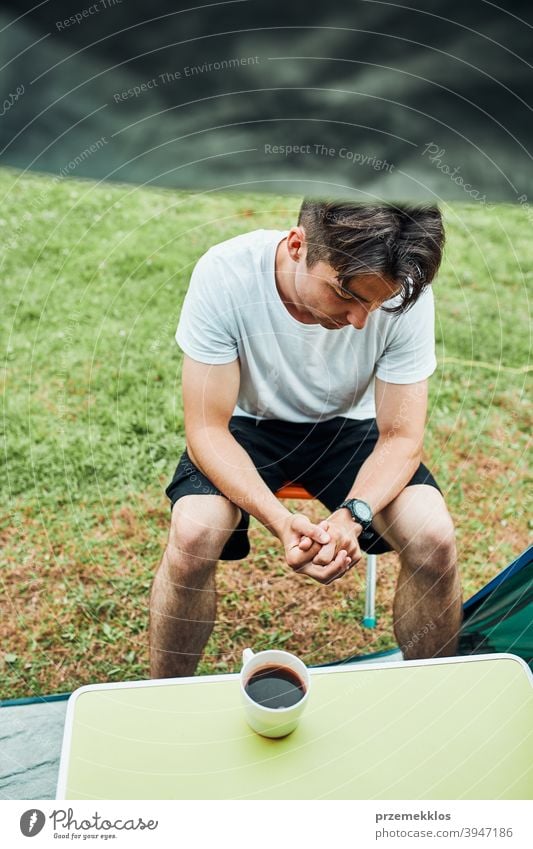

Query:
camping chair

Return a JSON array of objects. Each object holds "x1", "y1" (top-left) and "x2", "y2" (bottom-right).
[{"x1": 275, "y1": 482, "x2": 377, "y2": 628}]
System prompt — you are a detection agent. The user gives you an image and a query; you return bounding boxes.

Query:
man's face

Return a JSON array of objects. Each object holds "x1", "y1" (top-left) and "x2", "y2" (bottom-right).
[{"x1": 294, "y1": 258, "x2": 401, "y2": 330}]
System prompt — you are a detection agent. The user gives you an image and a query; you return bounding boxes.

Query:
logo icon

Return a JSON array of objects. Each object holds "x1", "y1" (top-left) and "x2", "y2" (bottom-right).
[{"x1": 20, "y1": 810, "x2": 46, "y2": 837}]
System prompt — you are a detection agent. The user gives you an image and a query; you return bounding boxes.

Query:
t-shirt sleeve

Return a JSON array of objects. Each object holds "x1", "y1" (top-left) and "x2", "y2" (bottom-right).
[
  {"x1": 375, "y1": 287, "x2": 437, "y2": 384},
  {"x1": 175, "y1": 250, "x2": 238, "y2": 364}
]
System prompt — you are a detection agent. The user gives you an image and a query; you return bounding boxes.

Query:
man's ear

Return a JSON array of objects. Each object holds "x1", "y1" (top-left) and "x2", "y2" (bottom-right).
[{"x1": 287, "y1": 225, "x2": 307, "y2": 262}]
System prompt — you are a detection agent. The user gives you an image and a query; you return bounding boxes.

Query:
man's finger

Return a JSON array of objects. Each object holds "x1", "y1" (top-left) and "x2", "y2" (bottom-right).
[
  {"x1": 323, "y1": 549, "x2": 351, "y2": 583},
  {"x1": 312, "y1": 540, "x2": 336, "y2": 565},
  {"x1": 287, "y1": 537, "x2": 325, "y2": 567},
  {"x1": 291, "y1": 515, "x2": 330, "y2": 545},
  {"x1": 295, "y1": 549, "x2": 348, "y2": 584}
]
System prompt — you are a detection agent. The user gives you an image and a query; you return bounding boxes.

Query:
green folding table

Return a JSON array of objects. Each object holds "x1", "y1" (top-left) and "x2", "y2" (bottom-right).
[{"x1": 56, "y1": 654, "x2": 533, "y2": 800}]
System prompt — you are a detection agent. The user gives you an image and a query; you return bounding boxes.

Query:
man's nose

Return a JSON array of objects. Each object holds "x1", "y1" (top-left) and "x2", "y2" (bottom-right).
[{"x1": 346, "y1": 304, "x2": 369, "y2": 329}]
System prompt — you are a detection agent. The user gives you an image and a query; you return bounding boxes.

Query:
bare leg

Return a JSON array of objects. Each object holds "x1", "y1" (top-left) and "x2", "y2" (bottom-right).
[
  {"x1": 149, "y1": 495, "x2": 241, "y2": 678},
  {"x1": 392, "y1": 548, "x2": 463, "y2": 658},
  {"x1": 373, "y1": 486, "x2": 463, "y2": 659}
]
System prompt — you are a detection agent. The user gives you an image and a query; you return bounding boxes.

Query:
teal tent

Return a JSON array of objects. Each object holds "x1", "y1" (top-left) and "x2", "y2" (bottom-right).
[{"x1": 458, "y1": 544, "x2": 532, "y2": 666}]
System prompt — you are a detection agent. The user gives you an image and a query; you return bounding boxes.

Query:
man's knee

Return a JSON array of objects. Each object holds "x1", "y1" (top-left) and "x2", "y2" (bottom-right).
[
  {"x1": 165, "y1": 496, "x2": 241, "y2": 575},
  {"x1": 402, "y1": 517, "x2": 457, "y2": 581}
]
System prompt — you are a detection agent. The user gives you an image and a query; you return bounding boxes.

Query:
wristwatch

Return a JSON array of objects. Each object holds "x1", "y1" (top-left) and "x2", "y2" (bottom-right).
[{"x1": 336, "y1": 498, "x2": 374, "y2": 538}]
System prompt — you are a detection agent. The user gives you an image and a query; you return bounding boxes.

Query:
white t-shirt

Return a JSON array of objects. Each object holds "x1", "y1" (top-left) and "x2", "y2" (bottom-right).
[{"x1": 176, "y1": 229, "x2": 437, "y2": 422}]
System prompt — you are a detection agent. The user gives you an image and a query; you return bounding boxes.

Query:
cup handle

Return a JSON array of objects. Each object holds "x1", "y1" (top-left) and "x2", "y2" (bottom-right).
[{"x1": 242, "y1": 648, "x2": 254, "y2": 665}]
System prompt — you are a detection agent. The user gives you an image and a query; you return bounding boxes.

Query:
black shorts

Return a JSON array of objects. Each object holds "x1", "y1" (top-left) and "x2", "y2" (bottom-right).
[{"x1": 165, "y1": 416, "x2": 441, "y2": 560}]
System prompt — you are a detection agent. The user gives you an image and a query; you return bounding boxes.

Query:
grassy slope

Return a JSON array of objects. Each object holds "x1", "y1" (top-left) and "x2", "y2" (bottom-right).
[{"x1": 1, "y1": 167, "x2": 531, "y2": 698}]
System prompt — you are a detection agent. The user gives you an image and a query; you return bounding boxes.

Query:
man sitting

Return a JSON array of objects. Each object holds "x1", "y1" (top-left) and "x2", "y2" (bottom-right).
[{"x1": 149, "y1": 200, "x2": 463, "y2": 677}]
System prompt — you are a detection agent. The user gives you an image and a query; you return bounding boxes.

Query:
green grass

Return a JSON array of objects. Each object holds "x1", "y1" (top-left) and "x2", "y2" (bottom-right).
[{"x1": 1, "y1": 167, "x2": 531, "y2": 698}]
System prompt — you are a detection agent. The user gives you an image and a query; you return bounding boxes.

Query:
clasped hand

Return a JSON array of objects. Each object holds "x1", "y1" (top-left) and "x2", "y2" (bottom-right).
[{"x1": 281, "y1": 511, "x2": 363, "y2": 585}]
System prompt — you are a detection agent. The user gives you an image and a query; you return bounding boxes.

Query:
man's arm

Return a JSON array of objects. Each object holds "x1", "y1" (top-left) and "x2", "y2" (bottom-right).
[
  {"x1": 183, "y1": 354, "x2": 288, "y2": 534},
  {"x1": 342, "y1": 377, "x2": 428, "y2": 514},
  {"x1": 182, "y1": 355, "x2": 339, "y2": 577},
  {"x1": 303, "y1": 378, "x2": 428, "y2": 569}
]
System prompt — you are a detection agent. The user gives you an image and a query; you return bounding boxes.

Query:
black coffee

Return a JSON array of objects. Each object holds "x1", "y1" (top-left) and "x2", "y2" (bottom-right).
[{"x1": 245, "y1": 665, "x2": 306, "y2": 708}]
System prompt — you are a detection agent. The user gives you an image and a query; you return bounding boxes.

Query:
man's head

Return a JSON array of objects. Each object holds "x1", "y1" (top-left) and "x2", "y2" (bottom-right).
[{"x1": 282, "y1": 199, "x2": 445, "y2": 330}]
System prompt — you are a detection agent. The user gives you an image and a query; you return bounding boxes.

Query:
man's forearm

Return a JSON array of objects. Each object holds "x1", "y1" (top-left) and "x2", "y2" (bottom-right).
[
  {"x1": 186, "y1": 425, "x2": 290, "y2": 537},
  {"x1": 344, "y1": 435, "x2": 422, "y2": 515}
]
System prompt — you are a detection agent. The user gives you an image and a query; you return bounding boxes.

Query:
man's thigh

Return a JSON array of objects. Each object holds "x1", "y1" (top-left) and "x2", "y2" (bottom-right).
[
  {"x1": 164, "y1": 417, "x2": 289, "y2": 561},
  {"x1": 372, "y1": 484, "x2": 456, "y2": 560}
]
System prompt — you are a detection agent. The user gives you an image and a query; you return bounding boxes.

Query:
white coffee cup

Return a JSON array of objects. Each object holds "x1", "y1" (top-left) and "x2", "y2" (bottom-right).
[{"x1": 240, "y1": 647, "x2": 311, "y2": 738}]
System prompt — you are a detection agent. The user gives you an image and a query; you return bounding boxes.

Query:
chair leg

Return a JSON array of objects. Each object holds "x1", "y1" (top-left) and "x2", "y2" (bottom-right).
[{"x1": 363, "y1": 553, "x2": 377, "y2": 628}]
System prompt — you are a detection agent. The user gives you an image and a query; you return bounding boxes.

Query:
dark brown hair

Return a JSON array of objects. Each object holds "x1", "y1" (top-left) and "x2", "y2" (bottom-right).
[{"x1": 297, "y1": 199, "x2": 445, "y2": 314}]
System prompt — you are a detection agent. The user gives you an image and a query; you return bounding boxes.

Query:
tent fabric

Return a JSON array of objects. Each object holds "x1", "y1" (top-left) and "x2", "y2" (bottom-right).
[
  {"x1": 1, "y1": 545, "x2": 531, "y2": 800},
  {"x1": 0, "y1": 697, "x2": 68, "y2": 800},
  {"x1": 458, "y1": 545, "x2": 533, "y2": 667}
]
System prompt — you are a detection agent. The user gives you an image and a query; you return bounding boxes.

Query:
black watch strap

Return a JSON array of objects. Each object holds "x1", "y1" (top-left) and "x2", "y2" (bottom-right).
[{"x1": 337, "y1": 498, "x2": 374, "y2": 538}]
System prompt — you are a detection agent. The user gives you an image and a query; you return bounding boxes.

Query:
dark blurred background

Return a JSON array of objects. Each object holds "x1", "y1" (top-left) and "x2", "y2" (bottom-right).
[{"x1": 1, "y1": 0, "x2": 531, "y2": 201}]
